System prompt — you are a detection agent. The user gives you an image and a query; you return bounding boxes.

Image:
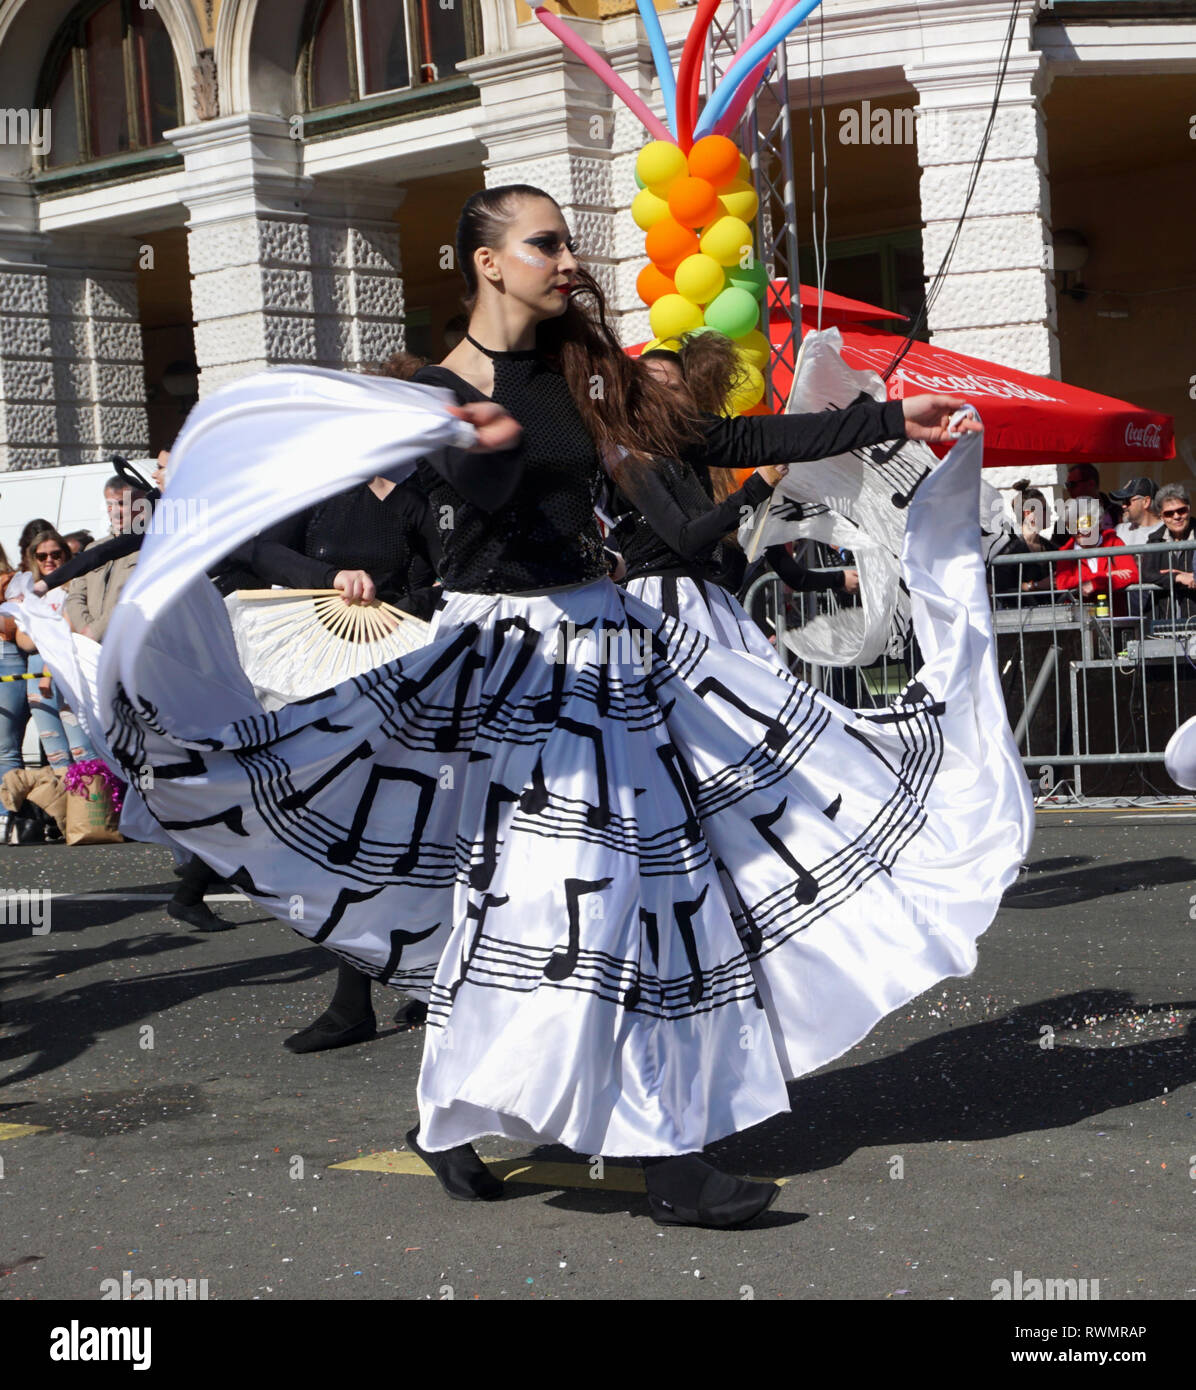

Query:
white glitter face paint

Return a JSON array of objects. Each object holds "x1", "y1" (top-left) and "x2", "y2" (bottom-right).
[{"x1": 513, "y1": 247, "x2": 550, "y2": 269}]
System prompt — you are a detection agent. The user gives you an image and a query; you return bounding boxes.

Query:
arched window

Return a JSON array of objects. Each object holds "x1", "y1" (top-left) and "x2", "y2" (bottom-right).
[
  {"x1": 38, "y1": 0, "x2": 182, "y2": 169},
  {"x1": 305, "y1": 0, "x2": 479, "y2": 110}
]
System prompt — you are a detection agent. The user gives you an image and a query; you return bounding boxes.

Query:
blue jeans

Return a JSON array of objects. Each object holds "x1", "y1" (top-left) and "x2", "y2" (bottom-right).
[
  {"x1": 0, "y1": 642, "x2": 29, "y2": 779},
  {"x1": 25, "y1": 653, "x2": 98, "y2": 768}
]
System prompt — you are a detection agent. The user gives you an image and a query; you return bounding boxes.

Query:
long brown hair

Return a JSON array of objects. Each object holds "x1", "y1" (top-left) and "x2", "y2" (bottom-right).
[
  {"x1": 455, "y1": 187, "x2": 706, "y2": 477},
  {"x1": 677, "y1": 332, "x2": 752, "y2": 504}
]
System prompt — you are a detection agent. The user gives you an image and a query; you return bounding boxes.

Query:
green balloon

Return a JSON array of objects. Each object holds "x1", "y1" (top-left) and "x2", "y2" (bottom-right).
[
  {"x1": 703, "y1": 286, "x2": 759, "y2": 341},
  {"x1": 725, "y1": 260, "x2": 769, "y2": 299},
  {"x1": 634, "y1": 168, "x2": 645, "y2": 190}
]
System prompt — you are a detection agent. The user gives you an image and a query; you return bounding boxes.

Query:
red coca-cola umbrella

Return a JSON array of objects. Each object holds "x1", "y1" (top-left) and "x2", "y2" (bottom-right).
[{"x1": 631, "y1": 282, "x2": 1175, "y2": 467}]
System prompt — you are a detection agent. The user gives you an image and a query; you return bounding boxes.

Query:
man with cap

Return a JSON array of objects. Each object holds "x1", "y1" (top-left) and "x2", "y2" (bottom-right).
[{"x1": 1112, "y1": 477, "x2": 1160, "y2": 547}]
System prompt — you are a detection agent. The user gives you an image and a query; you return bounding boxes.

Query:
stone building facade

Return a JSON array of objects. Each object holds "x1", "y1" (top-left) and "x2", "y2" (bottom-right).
[{"x1": 0, "y1": 0, "x2": 1193, "y2": 488}]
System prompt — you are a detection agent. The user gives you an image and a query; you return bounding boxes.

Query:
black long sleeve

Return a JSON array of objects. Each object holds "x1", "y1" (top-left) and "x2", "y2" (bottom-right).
[
  {"x1": 621, "y1": 467, "x2": 772, "y2": 561},
  {"x1": 766, "y1": 543, "x2": 846, "y2": 594},
  {"x1": 688, "y1": 399, "x2": 906, "y2": 471},
  {"x1": 247, "y1": 509, "x2": 339, "y2": 592},
  {"x1": 412, "y1": 365, "x2": 525, "y2": 512},
  {"x1": 43, "y1": 531, "x2": 143, "y2": 591}
]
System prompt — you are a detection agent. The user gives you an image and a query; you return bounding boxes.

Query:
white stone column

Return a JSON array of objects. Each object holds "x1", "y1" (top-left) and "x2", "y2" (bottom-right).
[
  {"x1": 43, "y1": 234, "x2": 150, "y2": 467},
  {"x1": 170, "y1": 114, "x2": 317, "y2": 398},
  {"x1": 907, "y1": 52, "x2": 1058, "y2": 380},
  {"x1": 0, "y1": 179, "x2": 52, "y2": 470},
  {"x1": 306, "y1": 180, "x2": 406, "y2": 371},
  {"x1": 0, "y1": 179, "x2": 149, "y2": 469}
]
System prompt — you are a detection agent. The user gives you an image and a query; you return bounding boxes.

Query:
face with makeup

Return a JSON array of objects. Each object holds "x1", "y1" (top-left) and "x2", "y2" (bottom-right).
[{"x1": 473, "y1": 196, "x2": 579, "y2": 322}]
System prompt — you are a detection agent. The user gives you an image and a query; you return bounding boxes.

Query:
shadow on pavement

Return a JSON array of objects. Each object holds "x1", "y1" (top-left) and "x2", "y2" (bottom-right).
[
  {"x1": 705, "y1": 990, "x2": 1196, "y2": 1179},
  {"x1": 1002, "y1": 858, "x2": 1196, "y2": 909}
]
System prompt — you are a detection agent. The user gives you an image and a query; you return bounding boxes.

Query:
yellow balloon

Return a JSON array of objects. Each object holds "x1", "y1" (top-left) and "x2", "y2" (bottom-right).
[
  {"x1": 725, "y1": 362, "x2": 765, "y2": 415},
  {"x1": 717, "y1": 179, "x2": 759, "y2": 223},
  {"x1": 631, "y1": 186, "x2": 670, "y2": 231},
  {"x1": 673, "y1": 253, "x2": 725, "y2": 305},
  {"x1": 649, "y1": 293, "x2": 704, "y2": 341},
  {"x1": 735, "y1": 329, "x2": 770, "y2": 370},
  {"x1": 738, "y1": 154, "x2": 751, "y2": 182},
  {"x1": 699, "y1": 215, "x2": 754, "y2": 268},
  {"x1": 640, "y1": 336, "x2": 680, "y2": 355},
  {"x1": 636, "y1": 141, "x2": 688, "y2": 196}
]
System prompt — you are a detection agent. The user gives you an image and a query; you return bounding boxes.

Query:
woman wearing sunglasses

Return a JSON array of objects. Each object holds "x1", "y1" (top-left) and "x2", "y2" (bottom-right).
[{"x1": 11, "y1": 528, "x2": 99, "y2": 770}]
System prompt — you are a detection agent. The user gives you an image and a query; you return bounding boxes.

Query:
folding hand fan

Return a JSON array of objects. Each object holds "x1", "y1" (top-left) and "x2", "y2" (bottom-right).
[{"x1": 225, "y1": 588, "x2": 432, "y2": 707}]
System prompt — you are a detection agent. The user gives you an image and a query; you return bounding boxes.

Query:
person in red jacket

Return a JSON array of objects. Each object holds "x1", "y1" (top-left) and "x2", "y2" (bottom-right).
[{"x1": 1022, "y1": 498, "x2": 1138, "y2": 609}]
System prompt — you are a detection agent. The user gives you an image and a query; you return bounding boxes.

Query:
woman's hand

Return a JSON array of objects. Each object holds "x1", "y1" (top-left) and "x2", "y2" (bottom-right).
[
  {"x1": 902, "y1": 395, "x2": 982, "y2": 443},
  {"x1": 757, "y1": 464, "x2": 788, "y2": 488},
  {"x1": 333, "y1": 570, "x2": 376, "y2": 605},
  {"x1": 841, "y1": 568, "x2": 860, "y2": 595},
  {"x1": 446, "y1": 402, "x2": 523, "y2": 454},
  {"x1": 37, "y1": 674, "x2": 52, "y2": 697}
]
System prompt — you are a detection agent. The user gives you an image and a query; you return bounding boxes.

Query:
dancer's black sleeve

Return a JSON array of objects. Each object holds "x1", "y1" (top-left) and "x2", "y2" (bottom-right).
[
  {"x1": 244, "y1": 510, "x2": 338, "y2": 591},
  {"x1": 689, "y1": 399, "x2": 907, "y2": 470},
  {"x1": 42, "y1": 532, "x2": 142, "y2": 592},
  {"x1": 394, "y1": 495, "x2": 444, "y2": 619},
  {"x1": 621, "y1": 467, "x2": 773, "y2": 560},
  {"x1": 411, "y1": 365, "x2": 525, "y2": 512},
  {"x1": 766, "y1": 544, "x2": 846, "y2": 593}
]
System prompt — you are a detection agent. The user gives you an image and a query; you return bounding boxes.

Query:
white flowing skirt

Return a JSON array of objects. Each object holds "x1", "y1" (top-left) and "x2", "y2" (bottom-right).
[
  {"x1": 95, "y1": 368, "x2": 1032, "y2": 1157},
  {"x1": 624, "y1": 573, "x2": 779, "y2": 662}
]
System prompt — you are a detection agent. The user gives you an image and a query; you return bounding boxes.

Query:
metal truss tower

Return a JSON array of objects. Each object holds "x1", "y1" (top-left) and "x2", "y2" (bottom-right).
[{"x1": 703, "y1": 0, "x2": 802, "y2": 412}]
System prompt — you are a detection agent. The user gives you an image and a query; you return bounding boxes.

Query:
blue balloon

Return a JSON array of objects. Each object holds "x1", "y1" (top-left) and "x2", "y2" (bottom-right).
[
  {"x1": 695, "y1": 0, "x2": 825, "y2": 140},
  {"x1": 635, "y1": 0, "x2": 677, "y2": 139}
]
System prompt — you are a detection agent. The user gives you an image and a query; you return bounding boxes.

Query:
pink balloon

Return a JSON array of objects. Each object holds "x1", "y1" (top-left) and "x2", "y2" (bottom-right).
[
  {"x1": 713, "y1": 0, "x2": 802, "y2": 137},
  {"x1": 532, "y1": 6, "x2": 673, "y2": 145}
]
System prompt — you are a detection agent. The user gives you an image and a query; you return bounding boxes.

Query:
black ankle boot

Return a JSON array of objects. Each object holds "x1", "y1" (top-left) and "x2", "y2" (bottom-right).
[
  {"x1": 406, "y1": 1126, "x2": 503, "y2": 1201},
  {"x1": 283, "y1": 1007, "x2": 376, "y2": 1054},
  {"x1": 393, "y1": 997, "x2": 428, "y2": 1030},
  {"x1": 643, "y1": 1154, "x2": 779, "y2": 1229},
  {"x1": 167, "y1": 899, "x2": 236, "y2": 933}
]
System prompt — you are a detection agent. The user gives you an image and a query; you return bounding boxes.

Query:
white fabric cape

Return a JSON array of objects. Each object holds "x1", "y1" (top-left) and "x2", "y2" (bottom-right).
[
  {"x1": 739, "y1": 328, "x2": 1011, "y2": 667},
  {"x1": 78, "y1": 365, "x2": 1032, "y2": 1158}
]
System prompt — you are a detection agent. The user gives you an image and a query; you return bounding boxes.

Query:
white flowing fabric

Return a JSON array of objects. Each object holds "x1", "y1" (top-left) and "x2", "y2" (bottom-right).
[
  {"x1": 740, "y1": 329, "x2": 1012, "y2": 668},
  {"x1": 87, "y1": 366, "x2": 1032, "y2": 1158},
  {"x1": 1165, "y1": 716, "x2": 1196, "y2": 789},
  {"x1": 624, "y1": 574, "x2": 779, "y2": 661}
]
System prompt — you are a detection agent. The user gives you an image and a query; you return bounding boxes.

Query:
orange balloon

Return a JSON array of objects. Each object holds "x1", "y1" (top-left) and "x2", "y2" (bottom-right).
[
  {"x1": 644, "y1": 218, "x2": 700, "y2": 273},
  {"x1": 667, "y1": 176, "x2": 720, "y2": 229},
  {"x1": 742, "y1": 399, "x2": 772, "y2": 416},
  {"x1": 687, "y1": 135, "x2": 742, "y2": 189},
  {"x1": 636, "y1": 263, "x2": 676, "y2": 307}
]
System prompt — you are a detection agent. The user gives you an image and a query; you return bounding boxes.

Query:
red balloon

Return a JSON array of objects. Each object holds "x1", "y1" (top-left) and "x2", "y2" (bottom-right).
[
  {"x1": 667, "y1": 176, "x2": 720, "y2": 229},
  {"x1": 645, "y1": 218, "x2": 700, "y2": 272},
  {"x1": 636, "y1": 263, "x2": 676, "y2": 306}
]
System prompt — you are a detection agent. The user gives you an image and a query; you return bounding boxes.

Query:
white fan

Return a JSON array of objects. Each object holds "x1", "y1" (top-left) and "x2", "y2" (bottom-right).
[{"x1": 225, "y1": 588, "x2": 433, "y2": 708}]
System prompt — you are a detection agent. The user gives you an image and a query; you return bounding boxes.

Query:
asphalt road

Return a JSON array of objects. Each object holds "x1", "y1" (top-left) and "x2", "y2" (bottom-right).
[{"x1": 1, "y1": 814, "x2": 1194, "y2": 1303}]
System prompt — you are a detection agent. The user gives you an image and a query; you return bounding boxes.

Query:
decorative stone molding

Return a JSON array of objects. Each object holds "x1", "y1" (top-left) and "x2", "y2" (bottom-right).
[{"x1": 193, "y1": 49, "x2": 220, "y2": 121}]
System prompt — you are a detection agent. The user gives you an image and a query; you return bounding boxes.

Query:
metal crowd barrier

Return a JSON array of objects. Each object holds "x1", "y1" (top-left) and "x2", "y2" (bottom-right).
[{"x1": 742, "y1": 538, "x2": 1196, "y2": 805}]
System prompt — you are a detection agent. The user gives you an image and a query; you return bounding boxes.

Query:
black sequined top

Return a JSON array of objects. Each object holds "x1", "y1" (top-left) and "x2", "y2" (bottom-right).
[
  {"x1": 413, "y1": 354, "x2": 608, "y2": 593},
  {"x1": 414, "y1": 349, "x2": 907, "y2": 595}
]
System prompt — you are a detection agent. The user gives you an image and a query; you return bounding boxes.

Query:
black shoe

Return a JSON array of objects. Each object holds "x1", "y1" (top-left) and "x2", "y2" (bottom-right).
[
  {"x1": 406, "y1": 1126, "x2": 503, "y2": 1201},
  {"x1": 393, "y1": 998, "x2": 428, "y2": 1030},
  {"x1": 171, "y1": 864, "x2": 231, "y2": 890},
  {"x1": 644, "y1": 1155, "x2": 779, "y2": 1229},
  {"x1": 167, "y1": 900, "x2": 237, "y2": 933},
  {"x1": 283, "y1": 1009, "x2": 376, "y2": 1054}
]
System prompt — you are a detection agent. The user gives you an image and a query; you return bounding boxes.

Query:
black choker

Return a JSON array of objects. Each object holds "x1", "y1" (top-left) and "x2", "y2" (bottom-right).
[{"x1": 465, "y1": 332, "x2": 539, "y2": 361}]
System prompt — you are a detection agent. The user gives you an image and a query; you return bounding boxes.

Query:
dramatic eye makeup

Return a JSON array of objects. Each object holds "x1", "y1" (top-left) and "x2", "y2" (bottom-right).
[{"x1": 523, "y1": 231, "x2": 577, "y2": 259}]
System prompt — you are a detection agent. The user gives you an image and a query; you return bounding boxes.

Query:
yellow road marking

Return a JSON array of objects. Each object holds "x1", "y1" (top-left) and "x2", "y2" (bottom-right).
[
  {"x1": 0, "y1": 1123, "x2": 49, "y2": 1140},
  {"x1": 331, "y1": 1150, "x2": 790, "y2": 1191}
]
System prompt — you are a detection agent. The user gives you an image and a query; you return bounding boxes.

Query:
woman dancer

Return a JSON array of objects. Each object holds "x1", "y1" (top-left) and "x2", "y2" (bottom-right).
[{"x1": 99, "y1": 185, "x2": 1029, "y2": 1229}]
